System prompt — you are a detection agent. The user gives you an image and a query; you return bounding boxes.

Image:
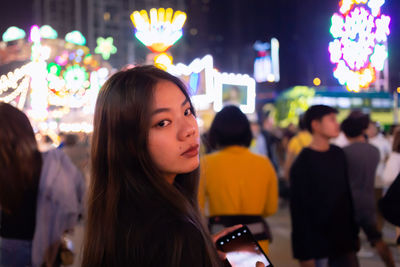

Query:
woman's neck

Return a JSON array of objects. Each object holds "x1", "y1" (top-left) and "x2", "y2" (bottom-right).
[{"x1": 165, "y1": 174, "x2": 176, "y2": 184}]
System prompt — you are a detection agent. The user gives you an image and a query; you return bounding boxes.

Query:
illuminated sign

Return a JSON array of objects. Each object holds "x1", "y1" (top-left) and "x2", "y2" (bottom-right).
[
  {"x1": 329, "y1": 0, "x2": 390, "y2": 92},
  {"x1": 214, "y1": 72, "x2": 256, "y2": 114},
  {"x1": 130, "y1": 8, "x2": 187, "y2": 53},
  {"x1": 253, "y1": 38, "x2": 280, "y2": 83},
  {"x1": 167, "y1": 55, "x2": 214, "y2": 109}
]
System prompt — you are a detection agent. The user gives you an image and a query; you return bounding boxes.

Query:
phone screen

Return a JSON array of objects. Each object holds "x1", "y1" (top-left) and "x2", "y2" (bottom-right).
[{"x1": 217, "y1": 226, "x2": 273, "y2": 267}]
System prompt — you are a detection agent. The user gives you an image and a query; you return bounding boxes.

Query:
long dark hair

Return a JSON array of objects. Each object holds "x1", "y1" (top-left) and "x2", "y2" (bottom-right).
[
  {"x1": 0, "y1": 103, "x2": 42, "y2": 213},
  {"x1": 82, "y1": 66, "x2": 220, "y2": 266}
]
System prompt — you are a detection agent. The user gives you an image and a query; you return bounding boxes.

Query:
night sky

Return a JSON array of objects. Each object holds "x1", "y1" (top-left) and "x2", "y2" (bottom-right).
[{"x1": 1, "y1": 0, "x2": 400, "y2": 91}]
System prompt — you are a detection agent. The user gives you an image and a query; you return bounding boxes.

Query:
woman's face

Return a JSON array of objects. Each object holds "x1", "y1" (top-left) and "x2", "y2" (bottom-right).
[{"x1": 148, "y1": 80, "x2": 200, "y2": 184}]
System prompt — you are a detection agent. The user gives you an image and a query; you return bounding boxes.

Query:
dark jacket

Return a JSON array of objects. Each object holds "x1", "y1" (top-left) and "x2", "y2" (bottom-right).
[{"x1": 379, "y1": 173, "x2": 400, "y2": 227}]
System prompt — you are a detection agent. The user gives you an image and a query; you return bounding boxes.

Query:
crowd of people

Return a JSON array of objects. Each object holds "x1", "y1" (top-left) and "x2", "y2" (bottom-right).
[{"x1": 0, "y1": 66, "x2": 399, "y2": 266}]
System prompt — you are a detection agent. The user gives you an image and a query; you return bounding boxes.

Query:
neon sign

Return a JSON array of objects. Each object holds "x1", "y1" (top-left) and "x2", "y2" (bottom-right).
[
  {"x1": 253, "y1": 38, "x2": 280, "y2": 83},
  {"x1": 329, "y1": 0, "x2": 390, "y2": 92},
  {"x1": 167, "y1": 55, "x2": 214, "y2": 109},
  {"x1": 130, "y1": 8, "x2": 187, "y2": 53}
]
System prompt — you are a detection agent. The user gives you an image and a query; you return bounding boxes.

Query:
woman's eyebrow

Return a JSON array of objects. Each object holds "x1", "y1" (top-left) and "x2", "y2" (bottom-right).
[
  {"x1": 151, "y1": 98, "x2": 189, "y2": 116},
  {"x1": 151, "y1": 107, "x2": 170, "y2": 116},
  {"x1": 181, "y1": 98, "x2": 189, "y2": 107}
]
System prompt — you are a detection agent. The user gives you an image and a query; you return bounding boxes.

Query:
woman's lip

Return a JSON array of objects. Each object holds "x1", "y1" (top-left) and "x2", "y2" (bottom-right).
[{"x1": 181, "y1": 144, "x2": 199, "y2": 157}]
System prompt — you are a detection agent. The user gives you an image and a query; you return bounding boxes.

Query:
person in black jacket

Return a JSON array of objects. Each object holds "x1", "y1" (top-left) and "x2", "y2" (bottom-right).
[
  {"x1": 289, "y1": 105, "x2": 359, "y2": 267},
  {"x1": 379, "y1": 172, "x2": 400, "y2": 244},
  {"x1": 81, "y1": 66, "x2": 264, "y2": 267}
]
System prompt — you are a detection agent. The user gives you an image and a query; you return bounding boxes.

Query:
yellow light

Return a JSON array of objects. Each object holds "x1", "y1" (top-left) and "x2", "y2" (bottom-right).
[
  {"x1": 397, "y1": 87, "x2": 400, "y2": 93},
  {"x1": 154, "y1": 53, "x2": 173, "y2": 70},
  {"x1": 313, "y1": 77, "x2": 321, "y2": 86},
  {"x1": 158, "y1": 8, "x2": 165, "y2": 23}
]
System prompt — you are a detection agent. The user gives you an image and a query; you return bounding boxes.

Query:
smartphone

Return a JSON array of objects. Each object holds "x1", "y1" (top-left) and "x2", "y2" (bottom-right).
[{"x1": 216, "y1": 225, "x2": 273, "y2": 267}]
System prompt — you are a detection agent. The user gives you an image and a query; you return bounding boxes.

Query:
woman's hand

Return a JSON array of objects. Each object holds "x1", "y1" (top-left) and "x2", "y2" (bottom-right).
[{"x1": 212, "y1": 224, "x2": 243, "y2": 260}]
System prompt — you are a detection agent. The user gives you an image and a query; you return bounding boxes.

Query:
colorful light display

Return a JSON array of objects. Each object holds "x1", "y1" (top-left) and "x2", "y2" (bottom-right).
[
  {"x1": 2, "y1": 26, "x2": 26, "y2": 42},
  {"x1": 95, "y1": 37, "x2": 117, "y2": 60},
  {"x1": 130, "y1": 8, "x2": 187, "y2": 53},
  {"x1": 65, "y1": 30, "x2": 86, "y2": 46},
  {"x1": 0, "y1": 25, "x2": 112, "y2": 132},
  {"x1": 329, "y1": 0, "x2": 390, "y2": 92},
  {"x1": 63, "y1": 65, "x2": 89, "y2": 92}
]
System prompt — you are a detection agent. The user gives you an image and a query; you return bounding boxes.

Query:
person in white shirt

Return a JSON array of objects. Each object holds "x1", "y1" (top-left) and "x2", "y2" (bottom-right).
[
  {"x1": 382, "y1": 130, "x2": 400, "y2": 187},
  {"x1": 366, "y1": 121, "x2": 391, "y2": 231}
]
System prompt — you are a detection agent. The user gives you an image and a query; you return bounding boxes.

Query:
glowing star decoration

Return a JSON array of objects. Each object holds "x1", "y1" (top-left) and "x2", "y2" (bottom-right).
[
  {"x1": 63, "y1": 65, "x2": 89, "y2": 92},
  {"x1": 213, "y1": 72, "x2": 256, "y2": 114},
  {"x1": 95, "y1": 37, "x2": 117, "y2": 60},
  {"x1": 39, "y1": 25, "x2": 58, "y2": 39},
  {"x1": 329, "y1": 0, "x2": 391, "y2": 92},
  {"x1": 65, "y1": 31, "x2": 86, "y2": 46},
  {"x1": 130, "y1": 8, "x2": 187, "y2": 53},
  {"x1": 2, "y1": 26, "x2": 26, "y2": 42}
]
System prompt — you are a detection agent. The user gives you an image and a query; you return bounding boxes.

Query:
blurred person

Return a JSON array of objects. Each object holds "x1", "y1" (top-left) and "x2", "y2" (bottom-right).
[
  {"x1": 382, "y1": 129, "x2": 400, "y2": 187},
  {"x1": 199, "y1": 105, "x2": 278, "y2": 254},
  {"x1": 57, "y1": 132, "x2": 66, "y2": 149},
  {"x1": 249, "y1": 113, "x2": 267, "y2": 156},
  {"x1": 290, "y1": 105, "x2": 359, "y2": 267},
  {"x1": 379, "y1": 173, "x2": 400, "y2": 245},
  {"x1": 82, "y1": 66, "x2": 264, "y2": 267},
  {"x1": 0, "y1": 103, "x2": 85, "y2": 267},
  {"x1": 281, "y1": 123, "x2": 297, "y2": 151},
  {"x1": 366, "y1": 121, "x2": 391, "y2": 231},
  {"x1": 283, "y1": 114, "x2": 312, "y2": 181},
  {"x1": 38, "y1": 135, "x2": 54, "y2": 152},
  {"x1": 341, "y1": 115, "x2": 394, "y2": 267},
  {"x1": 62, "y1": 133, "x2": 90, "y2": 180},
  {"x1": 260, "y1": 111, "x2": 280, "y2": 171}
]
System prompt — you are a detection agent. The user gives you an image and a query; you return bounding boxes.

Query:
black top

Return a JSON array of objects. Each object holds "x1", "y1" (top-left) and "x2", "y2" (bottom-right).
[
  {"x1": 115, "y1": 197, "x2": 222, "y2": 267},
  {"x1": 0, "y1": 182, "x2": 39, "y2": 240},
  {"x1": 379, "y1": 173, "x2": 400, "y2": 227},
  {"x1": 289, "y1": 145, "x2": 359, "y2": 260}
]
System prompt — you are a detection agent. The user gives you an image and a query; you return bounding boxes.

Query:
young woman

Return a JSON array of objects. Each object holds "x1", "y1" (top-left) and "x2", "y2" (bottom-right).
[{"x1": 82, "y1": 66, "x2": 248, "y2": 266}]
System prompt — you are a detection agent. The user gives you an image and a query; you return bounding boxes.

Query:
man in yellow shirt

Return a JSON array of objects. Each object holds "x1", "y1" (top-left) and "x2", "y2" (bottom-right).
[
  {"x1": 283, "y1": 116, "x2": 312, "y2": 180},
  {"x1": 199, "y1": 106, "x2": 278, "y2": 253}
]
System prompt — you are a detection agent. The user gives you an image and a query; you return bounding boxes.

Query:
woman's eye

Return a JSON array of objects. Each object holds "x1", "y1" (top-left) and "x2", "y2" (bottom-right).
[
  {"x1": 156, "y1": 120, "x2": 170, "y2": 128},
  {"x1": 184, "y1": 108, "x2": 192, "y2": 116}
]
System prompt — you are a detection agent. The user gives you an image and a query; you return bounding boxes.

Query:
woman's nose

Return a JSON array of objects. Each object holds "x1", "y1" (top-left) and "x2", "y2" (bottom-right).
[{"x1": 178, "y1": 121, "x2": 197, "y2": 140}]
